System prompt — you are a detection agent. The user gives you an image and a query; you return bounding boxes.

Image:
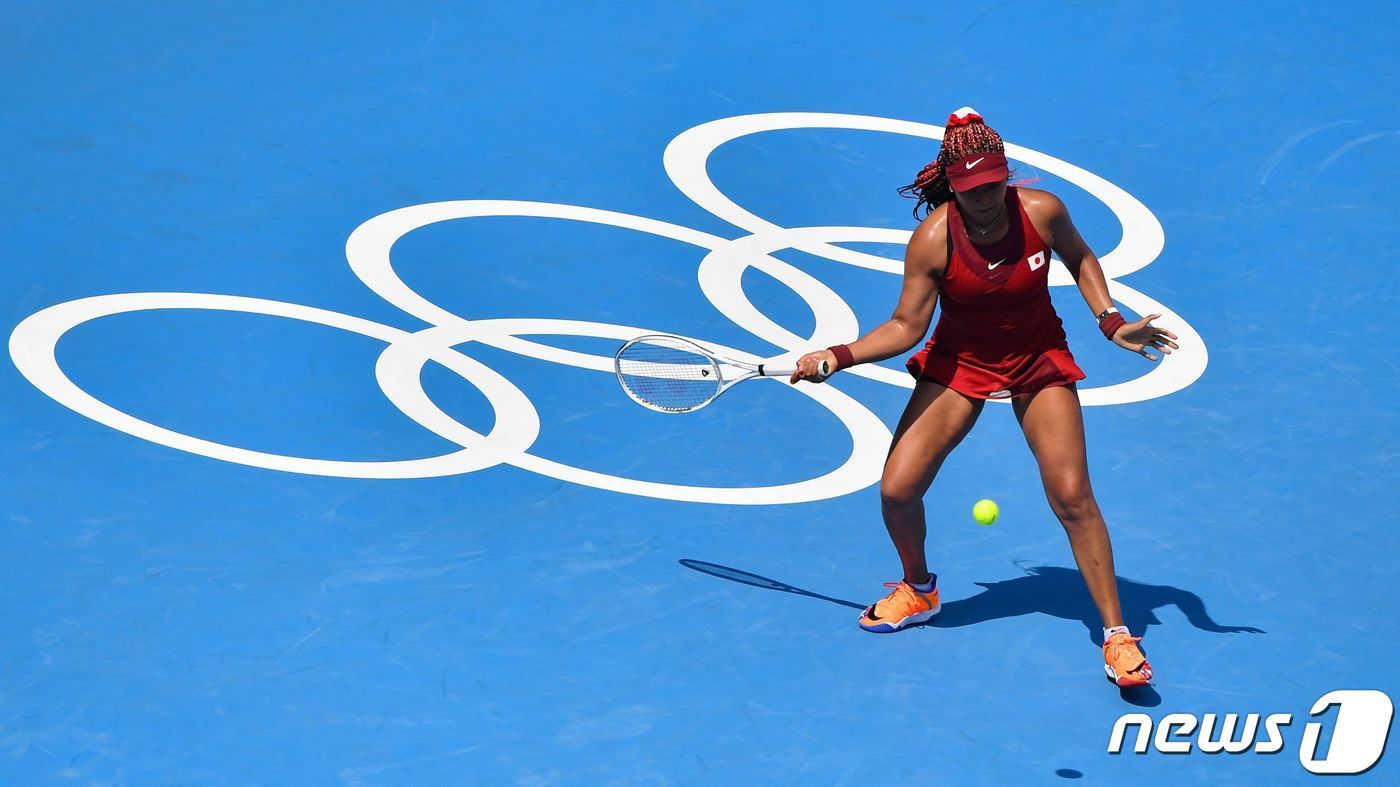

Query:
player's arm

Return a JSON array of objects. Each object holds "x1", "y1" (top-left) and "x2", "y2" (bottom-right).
[
  {"x1": 791, "y1": 208, "x2": 946, "y2": 381},
  {"x1": 1041, "y1": 191, "x2": 1112, "y2": 318},
  {"x1": 1043, "y1": 192, "x2": 1179, "y2": 360}
]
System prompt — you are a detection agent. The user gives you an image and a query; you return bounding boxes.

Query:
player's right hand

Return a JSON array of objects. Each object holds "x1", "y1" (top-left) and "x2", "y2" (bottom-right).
[{"x1": 790, "y1": 349, "x2": 838, "y2": 384}]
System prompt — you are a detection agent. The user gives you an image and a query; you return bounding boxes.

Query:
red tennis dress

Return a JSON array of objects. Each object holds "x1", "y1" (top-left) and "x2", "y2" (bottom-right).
[{"x1": 905, "y1": 187, "x2": 1085, "y2": 399}]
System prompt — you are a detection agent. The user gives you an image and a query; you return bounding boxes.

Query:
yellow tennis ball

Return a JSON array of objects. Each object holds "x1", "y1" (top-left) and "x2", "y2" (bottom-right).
[{"x1": 973, "y1": 499, "x2": 999, "y2": 526}]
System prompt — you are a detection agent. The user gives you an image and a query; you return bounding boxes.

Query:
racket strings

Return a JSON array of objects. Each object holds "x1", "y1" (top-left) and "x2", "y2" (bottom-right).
[{"x1": 615, "y1": 336, "x2": 722, "y2": 412}]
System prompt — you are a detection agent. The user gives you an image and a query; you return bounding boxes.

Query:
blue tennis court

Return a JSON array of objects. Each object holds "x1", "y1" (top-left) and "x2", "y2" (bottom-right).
[{"x1": 4, "y1": 2, "x2": 1397, "y2": 783}]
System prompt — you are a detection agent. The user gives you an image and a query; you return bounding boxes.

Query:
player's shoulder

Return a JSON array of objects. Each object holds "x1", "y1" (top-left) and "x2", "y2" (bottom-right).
[
  {"x1": 1016, "y1": 186, "x2": 1068, "y2": 219},
  {"x1": 906, "y1": 203, "x2": 951, "y2": 275},
  {"x1": 911, "y1": 202, "x2": 950, "y2": 244}
]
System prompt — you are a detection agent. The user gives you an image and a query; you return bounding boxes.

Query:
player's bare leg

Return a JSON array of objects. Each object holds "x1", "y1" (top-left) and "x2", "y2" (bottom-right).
[
  {"x1": 1012, "y1": 383, "x2": 1123, "y2": 627},
  {"x1": 880, "y1": 380, "x2": 983, "y2": 585},
  {"x1": 858, "y1": 380, "x2": 983, "y2": 633},
  {"x1": 1013, "y1": 383, "x2": 1152, "y2": 685}
]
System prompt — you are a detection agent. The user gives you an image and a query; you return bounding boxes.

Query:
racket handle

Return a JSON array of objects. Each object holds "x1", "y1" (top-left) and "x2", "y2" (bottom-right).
[{"x1": 759, "y1": 359, "x2": 832, "y2": 378}]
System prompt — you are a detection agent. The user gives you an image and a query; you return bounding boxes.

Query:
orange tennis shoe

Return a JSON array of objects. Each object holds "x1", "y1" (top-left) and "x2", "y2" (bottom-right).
[
  {"x1": 1104, "y1": 631, "x2": 1154, "y2": 687},
  {"x1": 858, "y1": 579, "x2": 940, "y2": 633}
]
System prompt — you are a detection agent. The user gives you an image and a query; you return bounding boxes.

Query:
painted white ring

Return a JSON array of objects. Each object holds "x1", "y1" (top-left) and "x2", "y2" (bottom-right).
[
  {"x1": 345, "y1": 200, "x2": 725, "y2": 334},
  {"x1": 7, "y1": 292, "x2": 539, "y2": 479}
]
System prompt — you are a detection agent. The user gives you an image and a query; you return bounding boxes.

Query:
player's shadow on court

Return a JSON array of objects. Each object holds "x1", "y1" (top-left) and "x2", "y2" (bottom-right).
[
  {"x1": 931, "y1": 565, "x2": 1265, "y2": 645},
  {"x1": 679, "y1": 560, "x2": 1262, "y2": 642},
  {"x1": 679, "y1": 560, "x2": 1263, "y2": 706}
]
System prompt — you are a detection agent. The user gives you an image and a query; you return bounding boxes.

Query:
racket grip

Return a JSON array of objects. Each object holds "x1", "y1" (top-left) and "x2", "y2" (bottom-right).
[{"x1": 760, "y1": 358, "x2": 832, "y2": 378}]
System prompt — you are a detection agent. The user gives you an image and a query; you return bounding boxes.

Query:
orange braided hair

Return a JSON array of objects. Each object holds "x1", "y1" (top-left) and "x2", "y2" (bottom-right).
[{"x1": 898, "y1": 108, "x2": 1008, "y2": 219}]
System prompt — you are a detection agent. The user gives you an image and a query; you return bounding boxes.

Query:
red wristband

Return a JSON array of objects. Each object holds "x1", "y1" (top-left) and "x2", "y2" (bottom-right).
[
  {"x1": 827, "y1": 344, "x2": 855, "y2": 371},
  {"x1": 1099, "y1": 313, "x2": 1127, "y2": 340}
]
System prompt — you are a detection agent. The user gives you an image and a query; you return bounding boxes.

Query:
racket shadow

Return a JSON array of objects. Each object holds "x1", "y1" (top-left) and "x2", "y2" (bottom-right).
[{"x1": 678, "y1": 559, "x2": 865, "y2": 610}]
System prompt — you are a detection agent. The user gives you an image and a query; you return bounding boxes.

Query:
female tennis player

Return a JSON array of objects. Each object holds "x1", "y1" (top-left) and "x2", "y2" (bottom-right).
[{"x1": 791, "y1": 107, "x2": 1177, "y2": 687}]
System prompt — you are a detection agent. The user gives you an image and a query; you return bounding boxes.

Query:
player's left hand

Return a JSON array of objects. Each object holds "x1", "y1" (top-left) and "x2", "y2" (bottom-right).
[{"x1": 1112, "y1": 313, "x2": 1179, "y2": 361}]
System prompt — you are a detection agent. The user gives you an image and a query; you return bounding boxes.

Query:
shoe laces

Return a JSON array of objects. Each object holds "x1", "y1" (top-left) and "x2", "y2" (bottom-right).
[
  {"x1": 875, "y1": 581, "x2": 919, "y2": 613},
  {"x1": 1105, "y1": 633, "x2": 1144, "y2": 664}
]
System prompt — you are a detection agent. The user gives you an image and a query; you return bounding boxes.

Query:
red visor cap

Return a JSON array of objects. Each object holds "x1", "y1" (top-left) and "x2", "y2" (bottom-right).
[{"x1": 947, "y1": 151, "x2": 1009, "y2": 192}]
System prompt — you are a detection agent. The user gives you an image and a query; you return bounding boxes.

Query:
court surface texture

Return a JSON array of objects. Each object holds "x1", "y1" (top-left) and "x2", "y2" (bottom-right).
[{"x1": 3, "y1": 2, "x2": 1397, "y2": 784}]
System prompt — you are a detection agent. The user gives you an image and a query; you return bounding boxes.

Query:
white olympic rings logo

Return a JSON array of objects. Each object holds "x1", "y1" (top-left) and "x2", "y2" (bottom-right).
[{"x1": 8, "y1": 112, "x2": 1207, "y2": 505}]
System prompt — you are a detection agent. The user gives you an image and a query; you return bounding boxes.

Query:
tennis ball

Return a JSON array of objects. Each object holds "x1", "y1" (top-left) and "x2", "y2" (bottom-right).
[{"x1": 973, "y1": 499, "x2": 999, "y2": 526}]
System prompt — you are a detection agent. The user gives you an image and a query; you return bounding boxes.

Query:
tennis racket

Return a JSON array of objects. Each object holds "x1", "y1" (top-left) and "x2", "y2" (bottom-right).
[{"x1": 614, "y1": 334, "x2": 830, "y2": 413}]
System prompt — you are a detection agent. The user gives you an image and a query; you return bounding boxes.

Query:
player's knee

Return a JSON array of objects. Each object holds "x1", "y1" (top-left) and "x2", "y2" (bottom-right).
[
  {"x1": 1046, "y1": 479, "x2": 1096, "y2": 525},
  {"x1": 880, "y1": 479, "x2": 921, "y2": 509}
]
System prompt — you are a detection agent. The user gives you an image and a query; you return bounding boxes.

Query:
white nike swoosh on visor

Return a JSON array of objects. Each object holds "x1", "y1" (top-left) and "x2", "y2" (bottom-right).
[{"x1": 965, "y1": 157, "x2": 985, "y2": 169}]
